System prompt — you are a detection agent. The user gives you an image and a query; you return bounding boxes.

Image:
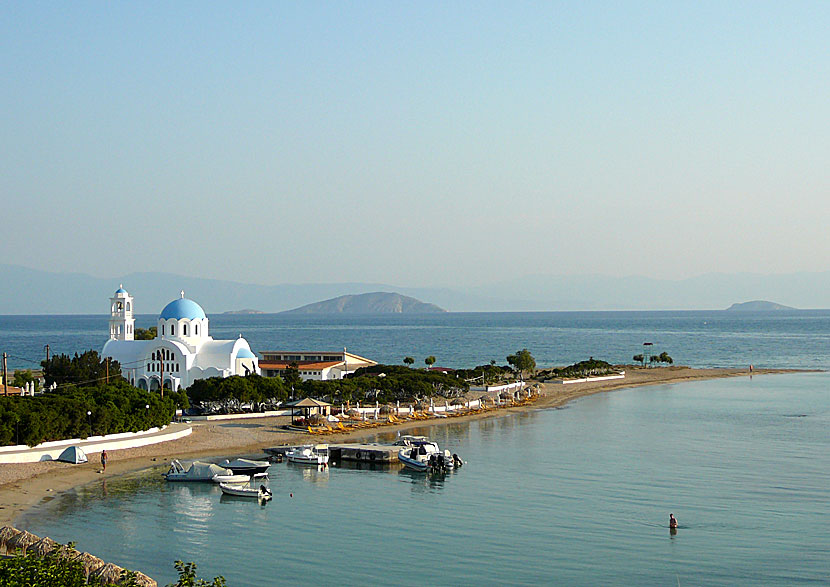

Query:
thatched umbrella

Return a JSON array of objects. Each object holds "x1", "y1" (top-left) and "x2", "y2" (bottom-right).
[
  {"x1": 450, "y1": 398, "x2": 465, "y2": 406},
  {"x1": 346, "y1": 408, "x2": 361, "y2": 419},
  {"x1": 130, "y1": 570, "x2": 158, "y2": 587},
  {"x1": 378, "y1": 404, "x2": 394, "y2": 415},
  {"x1": 69, "y1": 551, "x2": 107, "y2": 579},
  {"x1": 6, "y1": 530, "x2": 40, "y2": 555},
  {"x1": 89, "y1": 562, "x2": 126, "y2": 585},
  {"x1": 30, "y1": 536, "x2": 59, "y2": 557},
  {"x1": 0, "y1": 526, "x2": 23, "y2": 554}
]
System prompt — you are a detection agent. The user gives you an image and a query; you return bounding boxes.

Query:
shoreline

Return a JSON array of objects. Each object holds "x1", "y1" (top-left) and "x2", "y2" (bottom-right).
[{"x1": 0, "y1": 366, "x2": 804, "y2": 529}]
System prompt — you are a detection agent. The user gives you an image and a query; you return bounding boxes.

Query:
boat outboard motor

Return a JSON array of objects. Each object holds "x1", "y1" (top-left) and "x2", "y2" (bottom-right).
[{"x1": 453, "y1": 454, "x2": 463, "y2": 468}]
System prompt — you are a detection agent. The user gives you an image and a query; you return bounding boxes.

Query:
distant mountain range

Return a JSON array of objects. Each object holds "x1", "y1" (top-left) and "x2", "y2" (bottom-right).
[
  {"x1": 283, "y1": 292, "x2": 446, "y2": 314},
  {"x1": 726, "y1": 300, "x2": 796, "y2": 312},
  {"x1": 3, "y1": 264, "x2": 830, "y2": 314}
]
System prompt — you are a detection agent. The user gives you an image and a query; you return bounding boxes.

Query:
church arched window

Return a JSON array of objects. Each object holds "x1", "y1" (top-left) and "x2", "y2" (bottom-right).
[
  {"x1": 161, "y1": 325, "x2": 165, "y2": 336},
  {"x1": 183, "y1": 324, "x2": 188, "y2": 336},
  {"x1": 171, "y1": 324, "x2": 176, "y2": 336},
  {"x1": 195, "y1": 324, "x2": 199, "y2": 335},
  {"x1": 126, "y1": 302, "x2": 131, "y2": 312}
]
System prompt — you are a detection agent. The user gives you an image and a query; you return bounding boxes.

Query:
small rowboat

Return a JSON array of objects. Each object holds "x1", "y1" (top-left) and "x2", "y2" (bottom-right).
[{"x1": 219, "y1": 479, "x2": 272, "y2": 500}]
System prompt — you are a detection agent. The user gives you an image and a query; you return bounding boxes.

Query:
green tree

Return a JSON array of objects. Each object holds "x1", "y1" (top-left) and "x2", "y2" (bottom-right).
[
  {"x1": 12, "y1": 370, "x2": 39, "y2": 393},
  {"x1": 424, "y1": 356, "x2": 436, "y2": 369},
  {"x1": 134, "y1": 326, "x2": 157, "y2": 340},
  {"x1": 41, "y1": 351, "x2": 121, "y2": 388},
  {"x1": 506, "y1": 349, "x2": 536, "y2": 380},
  {"x1": 633, "y1": 354, "x2": 644, "y2": 366},
  {"x1": 659, "y1": 351, "x2": 673, "y2": 365},
  {"x1": 403, "y1": 356, "x2": 414, "y2": 368}
]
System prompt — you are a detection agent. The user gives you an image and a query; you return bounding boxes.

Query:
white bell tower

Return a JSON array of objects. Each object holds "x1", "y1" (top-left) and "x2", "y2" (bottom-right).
[{"x1": 109, "y1": 285, "x2": 135, "y2": 341}]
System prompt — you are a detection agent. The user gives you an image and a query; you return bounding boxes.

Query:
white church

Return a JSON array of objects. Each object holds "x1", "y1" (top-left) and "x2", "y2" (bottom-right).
[{"x1": 102, "y1": 287, "x2": 260, "y2": 392}]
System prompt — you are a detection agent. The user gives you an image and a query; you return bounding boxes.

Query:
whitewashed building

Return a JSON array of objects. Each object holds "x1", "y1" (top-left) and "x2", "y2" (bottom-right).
[{"x1": 102, "y1": 287, "x2": 260, "y2": 392}]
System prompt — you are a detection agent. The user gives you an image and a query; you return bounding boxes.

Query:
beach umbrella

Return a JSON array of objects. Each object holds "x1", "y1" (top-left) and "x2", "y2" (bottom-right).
[
  {"x1": 378, "y1": 404, "x2": 393, "y2": 415},
  {"x1": 70, "y1": 551, "x2": 107, "y2": 579},
  {"x1": 89, "y1": 562, "x2": 126, "y2": 585},
  {"x1": 30, "y1": 536, "x2": 59, "y2": 557},
  {"x1": 0, "y1": 526, "x2": 22, "y2": 554},
  {"x1": 131, "y1": 571, "x2": 159, "y2": 587},
  {"x1": 6, "y1": 530, "x2": 40, "y2": 555}
]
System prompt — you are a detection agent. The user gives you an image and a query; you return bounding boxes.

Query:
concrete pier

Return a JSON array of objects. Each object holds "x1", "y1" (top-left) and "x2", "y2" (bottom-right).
[{"x1": 266, "y1": 443, "x2": 400, "y2": 464}]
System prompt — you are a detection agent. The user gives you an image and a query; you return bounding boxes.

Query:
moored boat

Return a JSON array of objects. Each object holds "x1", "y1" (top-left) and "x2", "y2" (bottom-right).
[
  {"x1": 286, "y1": 444, "x2": 329, "y2": 466},
  {"x1": 165, "y1": 460, "x2": 233, "y2": 482},
  {"x1": 212, "y1": 473, "x2": 251, "y2": 484},
  {"x1": 219, "y1": 479, "x2": 272, "y2": 500},
  {"x1": 222, "y1": 458, "x2": 271, "y2": 476},
  {"x1": 397, "y1": 442, "x2": 462, "y2": 473}
]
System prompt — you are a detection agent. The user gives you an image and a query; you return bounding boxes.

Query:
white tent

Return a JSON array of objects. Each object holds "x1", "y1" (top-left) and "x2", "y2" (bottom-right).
[{"x1": 57, "y1": 445, "x2": 88, "y2": 464}]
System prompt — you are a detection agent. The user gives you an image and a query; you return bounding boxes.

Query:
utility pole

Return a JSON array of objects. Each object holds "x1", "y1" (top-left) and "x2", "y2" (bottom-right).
[
  {"x1": 2, "y1": 353, "x2": 7, "y2": 397},
  {"x1": 160, "y1": 357, "x2": 164, "y2": 399},
  {"x1": 105, "y1": 357, "x2": 109, "y2": 384},
  {"x1": 45, "y1": 344, "x2": 50, "y2": 365}
]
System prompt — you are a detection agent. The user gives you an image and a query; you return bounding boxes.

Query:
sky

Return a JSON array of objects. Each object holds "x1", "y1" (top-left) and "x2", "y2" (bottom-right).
[{"x1": 2, "y1": 2, "x2": 829, "y2": 288}]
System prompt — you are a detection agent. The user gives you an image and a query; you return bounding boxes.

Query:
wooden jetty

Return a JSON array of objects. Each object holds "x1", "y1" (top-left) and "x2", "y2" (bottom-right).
[{"x1": 265, "y1": 443, "x2": 400, "y2": 464}]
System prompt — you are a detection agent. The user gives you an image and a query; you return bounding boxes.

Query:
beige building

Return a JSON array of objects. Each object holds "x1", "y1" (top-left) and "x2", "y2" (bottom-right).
[{"x1": 259, "y1": 350, "x2": 377, "y2": 381}]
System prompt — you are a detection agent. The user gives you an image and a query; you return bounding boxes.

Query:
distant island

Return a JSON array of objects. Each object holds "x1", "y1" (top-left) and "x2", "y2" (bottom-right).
[
  {"x1": 726, "y1": 300, "x2": 796, "y2": 312},
  {"x1": 283, "y1": 292, "x2": 447, "y2": 314},
  {"x1": 222, "y1": 309, "x2": 266, "y2": 315}
]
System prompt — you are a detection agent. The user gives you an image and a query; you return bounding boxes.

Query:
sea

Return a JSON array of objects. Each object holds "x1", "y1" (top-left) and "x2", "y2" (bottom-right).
[{"x1": 5, "y1": 311, "x2": 830, "y2": 585}]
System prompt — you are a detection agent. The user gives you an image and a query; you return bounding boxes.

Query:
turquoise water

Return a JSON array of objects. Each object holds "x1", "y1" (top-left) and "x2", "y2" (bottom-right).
[{"x1": 21, "y1": 373, "x2": 830, "y2": 585}]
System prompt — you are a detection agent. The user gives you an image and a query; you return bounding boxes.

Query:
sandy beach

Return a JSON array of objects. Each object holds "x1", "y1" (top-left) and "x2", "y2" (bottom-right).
[{"x1": 0, "y1": 366, "x2": 797, "y2": 528}]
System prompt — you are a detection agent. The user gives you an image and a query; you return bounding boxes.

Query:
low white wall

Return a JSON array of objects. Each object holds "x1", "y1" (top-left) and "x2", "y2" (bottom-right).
[
  {"x1": 550, "y1": 373, "x2": 626, "y2": 385},
  {"x1": 187, "y1": 409, "x2": 292, "y2": 421},
  {"x1": 0, "y1": 424, "x2": 192, "y2": 464}
]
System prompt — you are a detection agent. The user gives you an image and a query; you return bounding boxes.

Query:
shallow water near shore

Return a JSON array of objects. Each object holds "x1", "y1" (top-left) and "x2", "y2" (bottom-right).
[{"x1": 21, "y1": 372, "x2": 830, "y2": 585}]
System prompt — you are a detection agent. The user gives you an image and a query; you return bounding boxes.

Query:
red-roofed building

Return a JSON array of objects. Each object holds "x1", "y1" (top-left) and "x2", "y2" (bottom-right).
[{"x1": 259, "y1": 350, "x2": 377, "y2": 381}]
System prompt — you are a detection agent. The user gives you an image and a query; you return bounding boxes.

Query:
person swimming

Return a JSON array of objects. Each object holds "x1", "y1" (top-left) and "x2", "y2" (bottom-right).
[{"x1": 669, "y1": 513, "x2": 678, "y2": 528}]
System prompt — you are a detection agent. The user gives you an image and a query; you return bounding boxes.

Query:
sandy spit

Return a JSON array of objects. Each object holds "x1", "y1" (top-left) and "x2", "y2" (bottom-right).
[{"x1": 0, "y1": 366, "x2": 800, "y2": 528}]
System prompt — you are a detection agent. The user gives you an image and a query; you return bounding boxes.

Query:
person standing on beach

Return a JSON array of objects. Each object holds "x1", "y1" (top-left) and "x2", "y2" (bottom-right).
[{"x1": 101, "y1": 449, "x2": 108, "y2": 473}]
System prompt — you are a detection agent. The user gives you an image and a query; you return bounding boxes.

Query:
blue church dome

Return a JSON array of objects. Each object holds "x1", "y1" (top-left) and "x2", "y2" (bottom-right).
[
  {"x1": 160, "y1": 298, "x2": 207, "y2": 320},
  {"x1": 236, "y1": 348, "x2": 256, "y2": 359},
  {"x1": 115, "y1": 287, "x2": 127, "y2": 294}
]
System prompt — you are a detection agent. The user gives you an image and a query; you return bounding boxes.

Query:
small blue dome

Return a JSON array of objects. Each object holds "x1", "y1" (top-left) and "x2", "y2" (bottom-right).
[
  {"x1": 236, "y1": 348, "x2": 256, "y2": 359},
  {"x1": 160, "y1": 298, "x2": 206, "y2": 320},
  {"x1": 115, "y1": 287, "x2": 127, "y2": 294}
]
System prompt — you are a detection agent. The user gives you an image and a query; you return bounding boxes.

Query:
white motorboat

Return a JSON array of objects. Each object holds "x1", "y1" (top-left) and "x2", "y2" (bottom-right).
[
  {"x1": 398, "y1": 442, "x2": 461, "y2": 473},
  {"x1": 221, "y1": 458, "x2": 271, "y2": 476},
  {"x1": 393, "y1": 434, "x2": 429, "y2": 446},
  {"x1": 219, "y1": 478, "x2": 272, "y2": 500},
  {"x1": 286, "y1": 444, "x2": 329, "y2": 466},
  {"x1": 164, "y1": 460, "x2": 233, "y2": 482}
]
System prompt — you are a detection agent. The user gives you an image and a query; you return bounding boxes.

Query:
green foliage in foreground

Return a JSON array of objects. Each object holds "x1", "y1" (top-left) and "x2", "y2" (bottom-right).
[
  {"x1": 0, "y1": 550, "x2": 225, "y2": 587},
  {"x1": 187, "y1": 374, "x2": 289, "y2": 405},
  {"x1": 0, "y1": 550, "x2": 95, "y2": 587},
  {"x1": 134, "y1": 326, "x2": 157, "y2": 341},
  {"x1": 0, "y1": 380, "x2": 177, "y2": 447},
  {"x1": 12, "y1": 370, "x2": 40, "y2": 393},
  {"x1": 167, "y1": 561, "x2": 226, "y2": 587}
]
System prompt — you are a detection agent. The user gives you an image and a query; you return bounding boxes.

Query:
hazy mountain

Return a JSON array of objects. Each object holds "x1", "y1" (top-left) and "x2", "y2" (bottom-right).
[
  {"x1": 726, "y1": 300, "x2": 796, "y2": 312},
  {"x1": 283, "y1": 292, "x2": 446, "y2": 314},
  {"x1": 2, "y1": 264, "x2": 830, "y2": 314}
]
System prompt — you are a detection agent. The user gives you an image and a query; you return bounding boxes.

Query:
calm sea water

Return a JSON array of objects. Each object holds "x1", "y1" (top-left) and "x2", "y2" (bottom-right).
[
  {"x1": 3, "y1": 310, "x2": 830, "y2": 371},
  {"x1": 20, "y1": 373, "x2": 830, "y2": 585}
]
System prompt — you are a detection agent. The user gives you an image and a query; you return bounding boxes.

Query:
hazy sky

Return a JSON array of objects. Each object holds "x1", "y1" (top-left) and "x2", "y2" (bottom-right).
[{"x1": 2, "y1": 2, "x2": 828, "y2": 287}]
